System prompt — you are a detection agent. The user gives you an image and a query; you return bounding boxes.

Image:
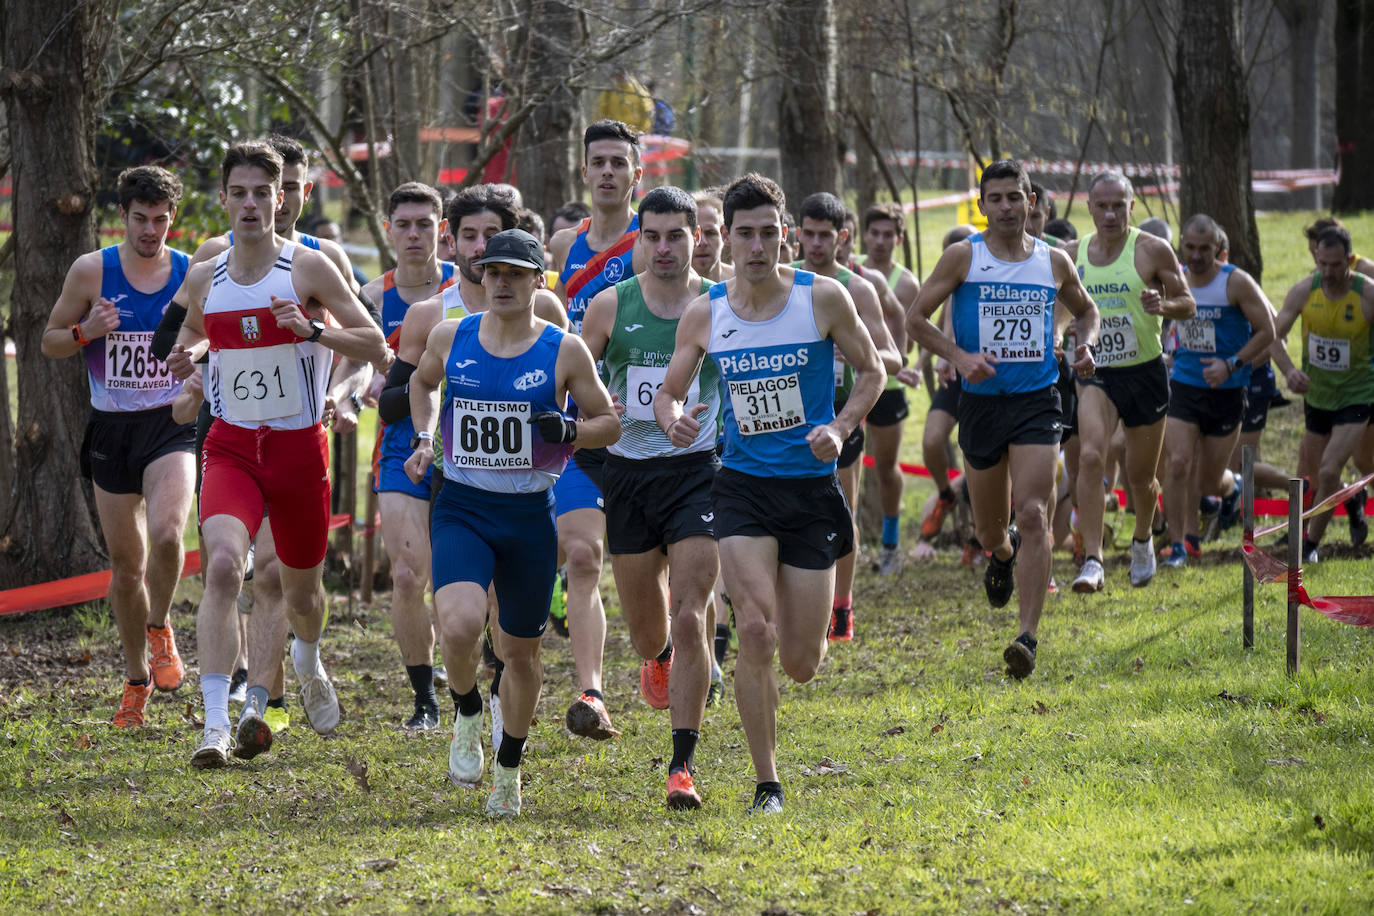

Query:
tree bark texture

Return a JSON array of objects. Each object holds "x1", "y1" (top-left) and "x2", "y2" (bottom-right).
[
  {"x1": 1333, "y1": 0, "x2": 1374, "y2": 212},
  {"x1": 0, "y1": 0, "x2": 110, "y2": 588},
  {"x1": 514, "y1": 0, "x2": 580, "y2": 220},
  {"x1": 1174, "y1": 0, "x2": 1263, "y2": 281},
  {"x1": 773, "y1": 0, "x2": 843, "y2": 212}
]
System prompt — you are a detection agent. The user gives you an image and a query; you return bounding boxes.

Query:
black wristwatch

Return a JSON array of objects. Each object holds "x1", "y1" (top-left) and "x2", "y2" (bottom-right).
[
  {"x1": 409, "y1": 431, "x2": 433, "y2": 450},
  {"x1": 306, "y1": 318, "x2": 326, "y2": 342}
]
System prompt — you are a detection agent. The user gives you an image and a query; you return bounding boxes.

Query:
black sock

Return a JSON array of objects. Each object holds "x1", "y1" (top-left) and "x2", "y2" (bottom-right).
[
  {"x1": 1017, "y1": 631, "x2": 1038, "y2": 652},
  {"x1": 714, "y1": 624, "x2": 729, "y2": 665},
  {"x1": 496, "y1": 730, "x2": 525, "y2": 769},
  {"x1": 581, "y1": 687, "x2": 603, "y2": 701},
  {"x1": 1133, "y1": 536, "x2": 1149, "y2": 545},
  {"x1": 670, "y1": 728, "x2": 699, "y2": 774},
  {"x1": 1302, "y1": 537, "x2": 1319, "y2": 555},
  {"x1": 753, "y1": 781, "x2": 783, "y2": 804},
  {"x1": 490, "y1": 661, "x2": 504, "y2": 698},
  {"x1": 452, "y1": 685, "x2": 482, "y2": 717},
  {"x1": 406, "y1": 664, "x2": 437, "y2": 709},
  {"x1": 146, "y1": 622, "x2": 167, "y2": 631},
  {"x1": 938, "y1": 487, "x2": 954, "y2": 502},
  {"x1": 1185, "y1": 534, "x2": 1201, "y2": 551},
  {"x1": 266, "y1": 697, "x2": 285, "y2": 709},
  {"x1": 128, "y1": 677, "x2": 149, "y2": 687},
  {"x1": 656, "y1": 637, "x2": 673, "y2": 663}
]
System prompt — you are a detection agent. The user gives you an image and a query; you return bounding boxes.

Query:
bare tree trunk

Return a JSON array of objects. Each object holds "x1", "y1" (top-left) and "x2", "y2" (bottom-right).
[
  {"x1": 0, "y1": 0, "x2": 109, "y2": 588},
  {"x1": 514, "y1": 1, "x2": 580, "y2": 219},
  {"x1": 1175, "y1": 0, "x2": 1263, "y2": 280},
  {"x1": 1278, "y1": 0, "x2": 1322, "y2": 210},
  {"x1": 773, "y1": 0, "x2": 843, "y2": 208},
  {"x1": 1333, "y1": 0, "x2": 1374, "y2": 213}
]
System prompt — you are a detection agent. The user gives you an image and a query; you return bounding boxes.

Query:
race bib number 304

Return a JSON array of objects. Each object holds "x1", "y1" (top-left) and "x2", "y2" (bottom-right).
[
  {"x1": 449, "y1": 398, "x2": 531, "y2": 468},
  {"x1": 977, "y1": 301, "x2": 1045, "y2": 362},
  {"x1": 1309, "y1": 333, "x2": 1350, "y2": 371},
  {"x1": 219, "y1": 345, "x2": 302, "y2": 422},
  {"x1": 626, "y1": 365, "x2": 699, "y2": 423},
  {"x1": 1095, "y1": 313, "x2": 1141, "y2": 367},
  {"x1": 728, "y1": 374, "x2": 805, "y2": 435},
  {"x1": 1177, "y1": 318, "x2": 1216, "y2": 353},
  {"x1": 105, "y1": 332, "x2": 175, "y2": 391}
]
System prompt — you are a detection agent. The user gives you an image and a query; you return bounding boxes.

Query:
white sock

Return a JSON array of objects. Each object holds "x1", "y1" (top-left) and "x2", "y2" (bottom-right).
[
  {"x1": 202, "y1": 673, "x2": 231, "y2": 733},
  {"x1": 291, "y1": 637, "x2": 321, "y2": 678}
]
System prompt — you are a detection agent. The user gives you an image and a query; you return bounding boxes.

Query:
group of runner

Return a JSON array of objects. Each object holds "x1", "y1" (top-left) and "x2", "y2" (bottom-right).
[{"x1": 43, "y1": 120, "x2": 1371, "y2": 816}]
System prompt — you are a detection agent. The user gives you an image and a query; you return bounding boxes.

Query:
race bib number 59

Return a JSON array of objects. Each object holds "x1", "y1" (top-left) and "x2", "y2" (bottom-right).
[
  {"x1": 449, "y1": 398, "x2": 531, "y2": 468},
  {"x1": 1309, "y1": 334, "x2": 1350, "y2": 371},
  {"x1": 219, "y1": 345, "x2": 302, "y2": 422},
  {"x1": 728, "y1": 374, "x2": 805, "y2": 435}
]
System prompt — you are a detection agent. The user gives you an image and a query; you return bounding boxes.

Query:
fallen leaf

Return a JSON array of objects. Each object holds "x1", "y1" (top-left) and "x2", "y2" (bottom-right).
[
  {"x1": 360, "y1": 858, "x2": 397, "y2": 872},
  {"x1": 345, "y1": 757, "x2": 371, "y2": 793},
  {"x1": 74, "y1": 734, "x2": 92, "y2": 750},
  {"x1": 962, "y1": 753, "x2": 983, "y2": 762},
  {"x1": 52, "y1": 805, "x2": 75, "y2": 826},
  {"x1": 1032, "y1": 701, "x2": 1050, "y2": 715},
  {"x1": 1134, "y1": 656, "x2": 1145, "y2": 671},
  {"x1": 1314, "y1": 814, "x2": 1326, "y2": 830},
  {"x1": 815, "y1": 757, "x2": 850, "y2": 775},
  {"x1": 881, "y1": 725, "x2": 905, "y2": 736},
  {"x1": 542, "y1": 884, "x2": 590, "y2": 897},
  {"x1": 859, "y1": 836, "x2": 873, "y2": 848},
  {"x1": 1064, "y1": 732, "x2": 1087, "y2": 741},
  {"x1": 69, "y1": 651, "x2": 92, "y2": 666},
  {"x1": 1265, "y1": 756, "x2": 1306, "y2": 766},
  {"x1": 1217, "y1": 690, "x2": 1251, "y2": 704}
]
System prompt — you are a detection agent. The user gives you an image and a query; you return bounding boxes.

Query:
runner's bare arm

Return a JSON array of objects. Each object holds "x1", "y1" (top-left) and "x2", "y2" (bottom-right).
[
  {"x1": 1051, "y1": 248, "x2": 1100, "y2": 377},
  {"x1": 167, "y1": 262, "x2": 214, "y2": 379},
  {"x1": 403, "y1": 319, "x2": 459, "y2": 481},
  {"x1": 819, "y1": 278, "x2": 886, "y2": 439},
  {"x1": 1141, "y1": 234, "x2": 1195, "y2": 320},
  {"x1": 1269, "y1": 280, "x2": 1307, "y2": 385},
  {"x1": 283, "y1": 250, "x2": 388, "y2": 365},
  {"x1": 1362, "y1": 274, "x2": 1374, "y2": 325},
  {"x1": 654, "y1": 295, "x2": 711, "y2": 447},
  {"x1": 579, "y1": 286, "x2": 618, "y2": 363},
  {"x1": 557, "y1": 334, "x2": 621, "y2": 450},
  {"x1": 849, "y1": 275, "x2": 902, "y2": 375},
  {"x1": 41, "y1": 252, "x2": 107, "y2": 358},
  {"x1": 1228, "y1": 270, "x2": 1277, "y2": 367},
  {"x1": 906, "y1": 241, "x2": 993, "y2": 380},
  {"x1": 534, "y1": 289, "x2": 570, "y2": 329},
  {"x1": 548, "y1": 227, "x2": 576, "y2": 303},
  {"x1": 316, "y1": 237, "x2": 362, "y2": 295}
]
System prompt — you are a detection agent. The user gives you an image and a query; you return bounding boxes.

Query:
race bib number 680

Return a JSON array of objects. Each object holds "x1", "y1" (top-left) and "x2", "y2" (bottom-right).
[{"x1": 449, "y1": 398, "x2": 531, "y2": 468}]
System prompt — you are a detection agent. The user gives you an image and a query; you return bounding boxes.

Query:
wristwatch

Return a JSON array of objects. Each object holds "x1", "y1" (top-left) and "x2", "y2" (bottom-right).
[
  {"x1": 306, "y1": 318, "x2": 327, "y2": 342},
  {"x1": 409, "y1": 431, "x2": 433, "y2": 450}
]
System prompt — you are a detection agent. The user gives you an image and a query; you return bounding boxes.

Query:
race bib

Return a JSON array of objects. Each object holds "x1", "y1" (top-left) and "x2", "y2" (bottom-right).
[
  {"x1": 104, "y1": 332, "x2": 175, "y2": 391},
  {"x1": 448, "y1": 398, "x2": 531, "y2": 468},
  {"x1": 219, "y1": 345, "x2": 302, "y2": 422},
  {"x1": 728, "y1": 374, "x2": 805, "y2": 436},
  {"x1": 1095, "y1": 314, "x2": 1140, "y2": 367},
  {"x1": 625, "y1": 365, "x2": 698, "y2": 423},
  {"x1": 1309, "y1": 334, "x2": 1350, "y2": 372},
  {"x1": 1177, "y1": 318, "x2": 1216, "y2": 354},
  {"x1": 834, "y1": 355, "x2": 846, "y2": 387},
  {"x1": 978, "y1": 301, "x2": 1045, "y2": 362}
]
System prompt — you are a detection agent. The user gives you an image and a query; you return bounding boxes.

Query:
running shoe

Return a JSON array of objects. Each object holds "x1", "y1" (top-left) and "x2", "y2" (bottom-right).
[
  {"x1": 1163, "y1": 543, "x2": 1186, "y2": 568},
  {"x1": 921, "y1": 492, "x2": 955, "y2": 539},
  {"x1": 243, "y1": 543, "x2": 255, "y2": 581},
  {"x1": 112, "y1": 680, "x2": 153, "y2": 728},
  {"x1": 706, "y1": 674, "x2": 725, "y2": 709},
  {"x1": 960, "y1": 540, "x2": 980, "y2": 567},
  {"x1": 1218, "y1": 480, "x2": 1243, "y2": 530},
  {"x1": 298, "y1": 664, "x2": 341, "y2": 735},
  {"x1": 1302, "y1": 542, "x2": 1319, "y2": 565},
  {"x1": 486, "y1": 762, "x2": 521, "y2": 817},
  {"x1": 714, "y1": 622, "x2": 730, "y2": 667},
  {"x1": 233, "y1": 707, "x2": 273, "y2": 760},
  {"x1": 404, "y1": 703, "x2": 441, "y2": 731},
  {"x1": 227, "y1": 668, "x2": 248, "y2": 705},
  {"x1": 983, "y1": 530, "x2": 1020, "y2": 609},
  {"x1": 146, "y1": 624, "x2": 185, "y2": 692},
  {"x1": 490, "y1": 691, "x2": 504, "y2": 751},
  {"x1": 449, "y1": 710, "x2": 485, "y2": 785},
  {"x1": 1071, "y1": 527, "x2": 1085, "y2": 569},
  {"x1": 191, "y1": 727, "x2": 232, "y2": 769},
  {"x1": 828, "y1": 606, "x2": 854, "y2": 642},
  {"x1": 1129, "y1": 537, "x2": 1156, "y2": 587},
  {"x1": 1346, "y1": 493, "x2": 1369, "y2": 548},
  {"x1": 433, "y1": 667, "x2": 449, "y2": 690},
  {"x1": 1046, "y1": 576, "x2": 1059, "y2": 595},
  {"x1": 666, "y1": 768, "x2": 702, "y2": 810},
  {"x1": 1003, "y1": 631, "x2": 1037, "y2": 680},
  {"x1": 548, "y1": 567, "x2": 569, "y2": 638},
  {"x1": 749, "y1": 787, "x2": 784, "y2": 815},
  {"x1": 1072, "y1": 557, "x2": 1105, "y2": 593},
  {"x1": 640, "y1": 650, "x2": 673, "y2": 710},
  {"x1": 263, "y1": 703, "x2": 290, "y2": 733},
  {"x1": 566, "y1": 693, "x2": 619, "y2": 739},
  {"x1": 1185, "y1": 537, "x2": 1202, "y2": 559},
  {"x1": 877, "y1": 545, "x2": 902, "y2": 577}
]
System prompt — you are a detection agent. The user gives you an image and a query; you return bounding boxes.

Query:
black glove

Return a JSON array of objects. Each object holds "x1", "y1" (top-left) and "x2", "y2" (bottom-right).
[
  {"x1": 377, "y1": 358, "x2": 417, "y2": 425},
  {"x1": 529, "y1": 410, "x2": 577, "y2": 444}
]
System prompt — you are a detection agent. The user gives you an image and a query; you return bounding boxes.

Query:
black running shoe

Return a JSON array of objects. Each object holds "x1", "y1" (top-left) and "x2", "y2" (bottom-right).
[
  {"x1": 749, "y1": 786, "x2": 784, "y2": 815},
  {"x1": 1218, "y1": 482, "x2": 1242, "y2": 531},
  {"x1": 1003, "y1": 631, "x2": 1037, "y2": 679},
  {"x1": 983, "y1": 530, "x2": 1020, "y2": 609},
  {"x1": 1346, "y1": 493, "x2": 1368, "y2": 548},
  {"x1": 404, "y1": 703, "x2": 441, "y2": 731}
]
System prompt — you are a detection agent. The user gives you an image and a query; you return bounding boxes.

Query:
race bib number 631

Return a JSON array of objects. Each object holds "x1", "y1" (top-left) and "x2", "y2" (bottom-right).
[{"x1": 219, "y1": 345, "x2": 302, "y2": 422}]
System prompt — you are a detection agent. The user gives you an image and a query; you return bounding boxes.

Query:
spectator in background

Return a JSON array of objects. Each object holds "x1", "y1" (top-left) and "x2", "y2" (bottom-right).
[
  {"x1": 1045, "y1": 217, "x2": 1077, "y2": 242},
  {"x1": 550, "y1": 201, "x2": 592, "y2": 238},
  {"x1": 596, "y1": 67, "x2": 654, "y2": 134}
]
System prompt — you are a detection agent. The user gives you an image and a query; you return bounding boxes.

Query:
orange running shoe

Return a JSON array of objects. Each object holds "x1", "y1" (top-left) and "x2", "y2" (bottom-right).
[
  {"x1": 113, "y1": 680, "x2": 153, "y2": 728},
  {"x1": 921, "y1": 493, "x2": 956, "y2": 539},
  {"x1": 640, "y1": 649, "x2": 672, "y2": 710},
  {"x1": 828, "y1": 606, "x2": 853, "y2": 641},
  {"x1": 146, "y1": 624, "x2": 185, "y2": 692},
  {"x1": 666, "y1": 768, "x2": 702, "y2": 810},
  {"x1": 566, "y1": 692, "x2": 620, "y2": 739}
]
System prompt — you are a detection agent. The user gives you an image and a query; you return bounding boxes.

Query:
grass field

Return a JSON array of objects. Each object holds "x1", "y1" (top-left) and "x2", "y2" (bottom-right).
[{"x1": 3, "y1": 206, "x2": 1374, "y2": 914}]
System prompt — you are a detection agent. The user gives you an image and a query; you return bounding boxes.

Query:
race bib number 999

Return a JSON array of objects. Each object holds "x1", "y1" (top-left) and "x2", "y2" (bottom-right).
[
  {"x1": 1309, "y1": 333, "x2": 1350, "y2": 371},
  {"x1": 105, "y1": 332, "x2": 175, "y2": 390},
  {"x1": 728, "y1": 374, "x2": 805, "y2": 435},
  {"x1": 219, "y1": 345, "x2": 302, "y2": 422},
  {"x1": 1095, "y1": 314, "x2": 1140, "y2": 367},
  {"x1": 978, "y1": 301, "x2": 1045, "y2": 362},
  {"x1": 626, "y1": 365, "x2": 699, "y2": 423},
  {"x1": 449, "y1": 399, "x2": 531, "y2": 468}
]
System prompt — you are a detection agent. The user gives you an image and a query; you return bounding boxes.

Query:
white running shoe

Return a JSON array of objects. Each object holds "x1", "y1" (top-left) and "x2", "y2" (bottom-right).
[
  {"x1": 191, "y1": 727, "x2": 232, "y2": 769},
  {"x1": 1072, "y1": 557, "x2": 1105, "y2": 593},
  {"x1": 877, "y1": 545, "x2": 902, "y2": 577},
  {"x1": 449, "y1": 710, "x2": 485, "y2": 786},
  {"x1": 1129, "y1": 537, "x2": 1156, "y2": 588},
  {"x1": 490, "y1": 692, "x2": 504, "y2": 753},
  {"x1": 298, "y1": 665, "x2": 341, "y2": 735},
  {"x1": 485, "y1": 762, "x2": 521, "y2": 817}
]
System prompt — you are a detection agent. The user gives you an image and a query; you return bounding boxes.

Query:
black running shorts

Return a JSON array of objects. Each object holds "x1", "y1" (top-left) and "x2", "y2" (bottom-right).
[
  {"x1": 1304, "y1": 400, "x2": 1372, "y2": 436},
  {"x1": 1077, "y1": 356, "x2": 1170, "y2": 429},
  {"x1": 1167, "y1": 381, "x2": 1246, "y2": 438},
  {"x1": 929, "y1": 375, "x2": 962, "y2": 417},
  {"x1": 711, "y1": 467, "x2": 854, "y2": 570},
  {"x1": 866, "y1": 387, "x2": 910, "y2": 427},
  {"x1": 603, "y1": 451, "x2": 720, "y2": 555},
  {"x1": 957, "y1": 385, "x2": 1063, "y2": 472},
  {"x1": 81, "y1": 405, "x2": 196, "y2": 495}
]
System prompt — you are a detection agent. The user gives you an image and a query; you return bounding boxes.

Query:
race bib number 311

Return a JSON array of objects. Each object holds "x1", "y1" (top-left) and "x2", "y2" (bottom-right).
[
  {"x1": 105, "y1": 331, "x2": 175, "y2": 391},
  {"x1": 219, "y1": 345, "x2": 302, "y2": 423},
  {"x1": 449, "y1": 399, "x2": 531, "y2": 468},
  {"x1": 728, "y1": 374, "x2": 805, "y2": 435},
  {"x1": 978, "y1": 301, "x2": 1045, "y2": 362}
]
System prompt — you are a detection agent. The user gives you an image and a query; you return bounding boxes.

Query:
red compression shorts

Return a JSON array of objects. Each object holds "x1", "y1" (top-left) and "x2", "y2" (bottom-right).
[{"x1": 199, "y1": 419, "x2": 331, "y2": 569}]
